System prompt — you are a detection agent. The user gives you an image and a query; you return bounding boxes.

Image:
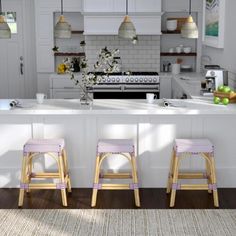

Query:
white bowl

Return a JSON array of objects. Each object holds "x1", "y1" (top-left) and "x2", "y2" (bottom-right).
[
  {"x1": 183, "y1": 47, "x2": 192, "y2": 53},
  {"x1": 166, "y1": 20, "x2": 177, "y2": 31}
]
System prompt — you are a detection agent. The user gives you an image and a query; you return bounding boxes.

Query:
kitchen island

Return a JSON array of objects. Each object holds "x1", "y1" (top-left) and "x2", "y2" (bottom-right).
[{"x1": 0, "y1": 99, "x2": 236, "y2": 188}]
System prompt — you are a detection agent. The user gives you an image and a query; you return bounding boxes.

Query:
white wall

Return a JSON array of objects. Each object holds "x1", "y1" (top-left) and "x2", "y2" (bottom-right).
[{"x1": 202, "y1": 0, "x2": 236, "y2": 87}]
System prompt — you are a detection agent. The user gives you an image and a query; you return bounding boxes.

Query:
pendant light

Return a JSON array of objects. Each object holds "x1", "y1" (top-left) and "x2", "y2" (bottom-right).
[
  {"x1": 181, "y1": 0, "x2": 198, "y2": 39},
  {"x1": 54, "y1": 0, "x2": 71, "y2": 39},
  {"x1": 118, "y1": 0, "x2": 136, "y2": 39},
  {"x1": 0, "y1": 0, "x2": 11, "y2": 39}
]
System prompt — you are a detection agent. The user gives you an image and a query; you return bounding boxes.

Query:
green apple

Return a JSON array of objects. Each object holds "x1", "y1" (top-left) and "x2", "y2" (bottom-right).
[
  {"x1": 214, "y1": 96, "x2": 221, "y2": 104},
  {"x1": 222, "y1": 97, "x2": 229, "y2": 105},
  {"x1": 222, "y1": 86, "x2": 231, "y2": 93},
  {"x1": 217, "y1": 85, "x2": 224, "y2": 92}
]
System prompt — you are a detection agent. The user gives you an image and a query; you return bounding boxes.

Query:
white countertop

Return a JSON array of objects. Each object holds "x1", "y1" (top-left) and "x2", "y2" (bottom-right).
[{"x1": 0, "y1": 99, "x2": 235, "y2": 115}]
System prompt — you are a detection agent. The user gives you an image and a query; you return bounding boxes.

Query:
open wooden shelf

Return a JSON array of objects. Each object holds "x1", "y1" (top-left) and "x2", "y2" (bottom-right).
[
  {"x1": 71, "y1": 30, "x2": 84, "y2": 35},
  {"x1": 54, "y1": 52, "x2": 86, "y2": 56},
  {"x1": 161, "y1": 30, "x2": 181, "y2": 34},
  {"x1": 161, "y1": 52, "x2": 197, "y2": 56}
]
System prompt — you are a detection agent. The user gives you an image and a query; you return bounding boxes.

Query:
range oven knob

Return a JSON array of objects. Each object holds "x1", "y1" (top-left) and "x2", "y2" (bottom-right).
[
  {"x1": 130, "y1": 78, "x2": 134, "y2": 82},
  {"x1": 116, "y1": 78, "x2": 120, "y2": 82},
  {"x1": 135, "y1": 78, "x2": 138, "y2": 82},
  {"x1": 126, "y1": 78, "x2": 129, "y2": 82},
  {"x1": 140, "y1": 78, "x2": 143, "y2": 82},
  {"x1": 153, "y1": 78, "x2": 157, "y2": 82},
  {"x1": 149, "y1": 78, "x2": 153, "y2": 82},
  {"x1": 144, "y1": 78, "x2": 148, "y2": 82},
  {"x1": 102, "y1": 78, "x2": 106, "y2": 82},
  {"x1": 98, "y1": 78, "x2": 102, "y2": 83},
  {"x1": 107, "y1": 78, "x2": 111, "y2": 82},
  {"x1": 112, "y1": 78, "x2": 116, "y2": 82}
]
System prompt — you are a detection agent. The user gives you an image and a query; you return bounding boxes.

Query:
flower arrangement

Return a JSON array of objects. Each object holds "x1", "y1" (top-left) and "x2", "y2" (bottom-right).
[{"x1": 63, "y1": 47, "x2": 120, "y2": 104}]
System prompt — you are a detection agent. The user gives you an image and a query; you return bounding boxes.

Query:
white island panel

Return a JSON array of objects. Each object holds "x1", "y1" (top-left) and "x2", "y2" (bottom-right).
[{"x1": 0, "y1": 99, "x2": 236, "y2": 188}]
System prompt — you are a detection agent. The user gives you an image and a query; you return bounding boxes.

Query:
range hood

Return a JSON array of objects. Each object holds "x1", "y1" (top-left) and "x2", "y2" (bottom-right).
[{"x1": 82, "y1": 12, "x2": 163, "y2": 35}]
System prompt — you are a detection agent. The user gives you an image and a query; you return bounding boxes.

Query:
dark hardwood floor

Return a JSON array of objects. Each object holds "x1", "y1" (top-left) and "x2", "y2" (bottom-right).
[{"x1": 0, "y1": 188, "x2": 236, "y2": 209}]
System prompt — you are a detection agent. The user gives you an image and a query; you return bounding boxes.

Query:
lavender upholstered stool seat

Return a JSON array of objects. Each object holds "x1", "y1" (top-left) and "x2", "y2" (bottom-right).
[
  {"x1": 91, "y1": 139, "x2": 140, "y2": 207},
  {"x1": 18, "y1": 139, "x2": 72, "y2": 207},
  {"x1": 167, "y1": 138, "x2": 219, "y2": 207},
  {"x1": 23, "y1": 139, "x2": 65, "y2": 154}
]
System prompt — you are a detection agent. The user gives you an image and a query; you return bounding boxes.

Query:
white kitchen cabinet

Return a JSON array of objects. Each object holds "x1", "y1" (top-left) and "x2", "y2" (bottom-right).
[
  {"x1": 83, "y1": 0, "x2": 162, "y2": 13},
  {"x1": 162, "y1": 0, "x2": 202, "y2": 12},
  {"x1": 160, "y1": 76, "x2": 172, "y2": 99},
  {"x1": 83, "y1": 15, "x2": 162, "y2": 35},
  {"x1": 50, "y1": 74, "x2": 83, "y2": 99}
]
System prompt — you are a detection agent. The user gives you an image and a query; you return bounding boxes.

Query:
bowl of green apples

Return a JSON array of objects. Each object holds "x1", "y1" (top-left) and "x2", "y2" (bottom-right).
[{"x1": 213, "y1": 86, "x2": 236, "y2": 105}]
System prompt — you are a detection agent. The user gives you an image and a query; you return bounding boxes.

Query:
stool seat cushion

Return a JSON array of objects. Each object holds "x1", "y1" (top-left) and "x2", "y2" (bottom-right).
[
  {"x1": 24, "y1": 139, "x2": 65, "y2": 153},
  {"x1": 97, "y1": 139, "x2": 134, "y2": 154},
  {"x1": 174, "y1": 139, "x2": 214, "y2": 154}
]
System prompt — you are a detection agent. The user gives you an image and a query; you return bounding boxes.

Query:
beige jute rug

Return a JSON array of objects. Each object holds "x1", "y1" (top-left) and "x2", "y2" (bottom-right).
[{"x1": 0, "y1": 209, "x2": 235, "y2": 236}]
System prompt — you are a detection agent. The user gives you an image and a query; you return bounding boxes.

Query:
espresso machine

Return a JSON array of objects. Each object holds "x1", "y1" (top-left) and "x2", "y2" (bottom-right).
[{"x1": 201, "y1": 66, "x2": 228, "y2": 94}]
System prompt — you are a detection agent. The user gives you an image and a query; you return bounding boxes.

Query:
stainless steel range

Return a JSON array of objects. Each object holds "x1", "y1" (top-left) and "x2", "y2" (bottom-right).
[{"x1": 90, "y1": 72, "x2": 160, "y2": 99}]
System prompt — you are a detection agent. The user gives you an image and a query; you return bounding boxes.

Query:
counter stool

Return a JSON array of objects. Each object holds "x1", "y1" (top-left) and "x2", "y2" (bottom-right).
[
  {"x1": 18, "y1": 139, "x2": 72, "y2": 207},
  {"x1": 91, "y1": 139, "x2": 140, "y2": 207},
  {"x1": 166, "y1": 139, "x2": 219, "y2": 207}
]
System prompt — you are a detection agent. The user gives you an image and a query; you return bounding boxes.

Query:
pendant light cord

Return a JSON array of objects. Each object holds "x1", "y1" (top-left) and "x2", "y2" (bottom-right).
[
  {"x1": 61, "y1": 0, "x2": 63, "y2": 15},
  {"x1": 189, "y1": 0, "x2": 192, "y2": 15},
  {"x1": 126, "y1": 0, "x2": 128, "y2": 15},
  {"x1": 0, "y1": 0, "x2": 2, "y2": 15}
]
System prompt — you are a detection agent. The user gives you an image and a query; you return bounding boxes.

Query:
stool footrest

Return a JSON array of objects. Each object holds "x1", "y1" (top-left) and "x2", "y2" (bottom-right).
[
  {"x1": 20, "y1": 182, "x2": 67, "y2": 190},
  {"x1": 172, "y1": 183, "x2": 217, "y2": 191},
  {"x1": 28, "y1": 172, "x2": 61, "y2": 179},
  {"x1": 93, "y1": 183, "x2": 139, "y2": 190},
  {"x1": 100, "y1": 172, "x2": 132, "y2": 179},
  {"x1": 178, "y1": 172, "x2": 208, "y2": 179}
]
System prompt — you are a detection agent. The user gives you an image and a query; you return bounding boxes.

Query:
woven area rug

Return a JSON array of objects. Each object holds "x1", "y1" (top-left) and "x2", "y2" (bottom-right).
[{"x1": 0, "y1": 210, "x2": 235, "y2": 236}]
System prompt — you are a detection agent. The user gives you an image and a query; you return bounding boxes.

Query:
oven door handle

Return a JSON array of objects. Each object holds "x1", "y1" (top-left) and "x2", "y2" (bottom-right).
[
  {"x1": 92, "y1": 85, "x2": 123, "y2": 91},
  {"x1": 123, "y1": 85, "x2": 160, "y2": 90}
]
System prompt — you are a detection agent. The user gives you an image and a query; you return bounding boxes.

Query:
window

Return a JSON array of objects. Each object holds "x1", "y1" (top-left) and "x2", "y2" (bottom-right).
[{"x1": 2, "y1": 12, "x2": 17, "y2": 34}]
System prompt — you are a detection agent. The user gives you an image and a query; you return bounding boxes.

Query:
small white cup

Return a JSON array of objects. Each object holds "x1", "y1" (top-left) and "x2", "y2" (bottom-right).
[
  {"x1": 146, "y1": 93, "x2": 157, "y2": 104},
  {"x1": 36, "y1": 93, "x2": 47, "y2": 104}
]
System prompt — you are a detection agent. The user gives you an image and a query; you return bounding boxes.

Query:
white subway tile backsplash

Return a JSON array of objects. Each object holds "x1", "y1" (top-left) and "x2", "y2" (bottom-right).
[{"x1": 85, "y1": 35, "x2": 160, "y2": 72}]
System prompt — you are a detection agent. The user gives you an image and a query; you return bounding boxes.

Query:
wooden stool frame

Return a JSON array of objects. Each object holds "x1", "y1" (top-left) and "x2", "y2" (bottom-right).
[
  {"x1": 167, "y1": 149, "x2": 219, "y2": 208},
  {"x1": 18, "y1": 149, "x2": 72, "y2": 207},
  {"x1": 91, "y1": 152, "x2": 140, "y2": 207}
]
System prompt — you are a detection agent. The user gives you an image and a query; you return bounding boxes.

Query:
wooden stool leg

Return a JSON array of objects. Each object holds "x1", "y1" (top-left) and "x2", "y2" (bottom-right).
[
  {"x1": 91, "y1": 155, "x2": 101, "y2": 207},
  {"x1": 167, "y1": 149, "x2": 175, "y2": 194},
  {"x1": 58, "y1": 155, "x2": 67, "y2": 207},
  {"x1": 170, "y1": 154, "x2": 179, "y2": 208},
  {"x1": 131, "y1": 154, "x2": 140, "y2": 207},
  {"x1": 62, "y1": 149, "x2": 72, "y2": 193},
  {"x1": 209, "y1": 154, "x2": 219, "y2": 207},
  {"x1": 18, "y1": 154, "x2": 28, "y2": 207},
  {"x1": 205, "y1": 158, "x2": 212, "y2": 194},
  {"x1": 26, "y1": 155, "x2": 33, "y2": 194}
]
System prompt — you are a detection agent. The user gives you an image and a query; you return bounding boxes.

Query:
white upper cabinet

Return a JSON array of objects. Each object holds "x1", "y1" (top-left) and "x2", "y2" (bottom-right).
[
  {"x1": 83, "y1": 0, "x2": 162, "y2": 35},
  {"x1": 83, "y1": 0, "x2": 162, "y2": 13},
  {"x1": 131, "y1": 0, "x2": 162, "y2": 12},
  {"x1": 162, "y1": 0, "x2": 202, "y2": 12}
]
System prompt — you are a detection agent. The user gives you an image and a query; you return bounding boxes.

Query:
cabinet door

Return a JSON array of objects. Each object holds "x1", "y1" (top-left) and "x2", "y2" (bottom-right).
[
  {"x1": 83, "y1": 0, "x2": 113, "y2": 12},
  {"x1": 160, "y1": 76, "x2": 172, "y2": 99},
  {"x1": 51, "y1": 89, "x2": 81, "y2": 99},
  {"x1": 113, "y1": 0, "x2": 126, "y2": 12},
  {"x1": 35, "y1": 10, "x2": 54, "y2": 72},
  {"x1": 162, "y1": 0, "x2": 202, "y2": 12},
  {"x1": 135, "y1": 0, "x2": 162, "y2": 12}
]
